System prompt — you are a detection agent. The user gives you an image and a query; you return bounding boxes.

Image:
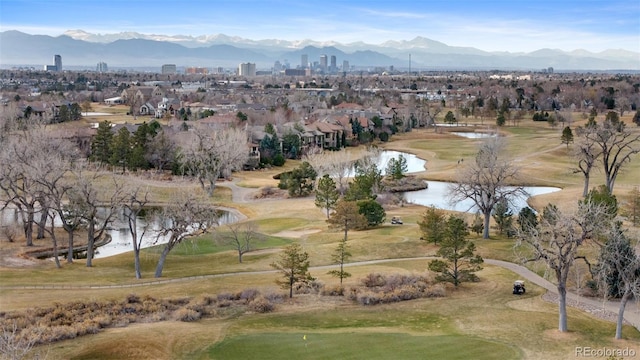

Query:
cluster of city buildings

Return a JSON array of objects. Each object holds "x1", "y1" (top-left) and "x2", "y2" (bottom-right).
[
  {"x1": 43, "y1": 53, "x2": 351, "y2": 77},
  {"x1": 43, "y1": 55, "x2": 62, "y2": 72}
]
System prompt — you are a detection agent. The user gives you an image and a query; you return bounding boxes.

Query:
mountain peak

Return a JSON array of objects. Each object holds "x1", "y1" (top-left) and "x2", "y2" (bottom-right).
[{"x1": 2, "y1": 29, "x2": 638, "y2": 70}]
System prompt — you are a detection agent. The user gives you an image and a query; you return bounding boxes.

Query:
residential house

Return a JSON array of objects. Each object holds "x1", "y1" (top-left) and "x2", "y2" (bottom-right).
[
  {"x1": 307, "y1": 120, "x2": 344, "y2": 149},
  {"x1": 139, "y1": 102, "x2": 156, "y2": 116}
]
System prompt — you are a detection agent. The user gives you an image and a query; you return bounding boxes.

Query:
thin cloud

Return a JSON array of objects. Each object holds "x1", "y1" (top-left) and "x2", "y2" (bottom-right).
[{"x1": 354, "y1": 8, "x2": 429, "y2": 20}]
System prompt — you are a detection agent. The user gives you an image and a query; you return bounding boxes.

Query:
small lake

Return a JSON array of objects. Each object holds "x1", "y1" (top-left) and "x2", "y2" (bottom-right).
[
  {"x1": 377, "y1": 150, "x2": 427, "y2": 173},
  {"x1": 0, "y1": 207, "x2": 239, "y2": 258},
  {"x1": 402, "y1": 180, "x2": 561, "y2": 213},
  {"x1": 451, "y1": 132, "x2": 497, "y2": 139},
  {"x1": 95, "y1": 209, "x2": 239, "y2": 258}
]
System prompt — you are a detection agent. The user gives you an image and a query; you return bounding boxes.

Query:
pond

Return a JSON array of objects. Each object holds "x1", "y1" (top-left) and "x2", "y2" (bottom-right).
[
  {"x1": 377, "y1": 150, "x2": 427, "y2": 173},
  {"x1": 95, "y1": 209, "x2": 239, "y2": 258},
  {"x1": 451, "y1": 132, "x2": 497, "y2": 139},
  {"x1": 0, "y1": 207, "x2": 240, "y2": 258},
  {"x1": 402, "y1": 180, "x2": 561, "y2": 213},
  {"x1": 371, "y1": 151, "x2": 560, "y2": 213},
  {"x1": 344, "y1": 150, "x2": 426, "y2": 178}
]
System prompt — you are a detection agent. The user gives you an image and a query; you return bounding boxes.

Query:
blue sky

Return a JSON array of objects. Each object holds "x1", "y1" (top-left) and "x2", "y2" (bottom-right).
[{"x1": 1, "y1": 0, "x2": 638, "y2": 53}]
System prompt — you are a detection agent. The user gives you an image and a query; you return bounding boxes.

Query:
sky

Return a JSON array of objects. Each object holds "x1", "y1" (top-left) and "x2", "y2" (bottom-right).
[{"x1": 1, "y1": 0, "x2": 639, "y2": 53}]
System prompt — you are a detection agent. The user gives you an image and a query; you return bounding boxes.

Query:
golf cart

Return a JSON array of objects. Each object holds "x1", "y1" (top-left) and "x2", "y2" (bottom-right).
[
  {"x1": 391, "y1": 216, "x2": 403, "y2": 225},
  {"x1": 512, "y1": 280, "x2": 525, "y2": 295}
]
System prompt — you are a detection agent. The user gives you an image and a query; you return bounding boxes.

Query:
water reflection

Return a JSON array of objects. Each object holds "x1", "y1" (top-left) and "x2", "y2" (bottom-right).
[
  {"x1": 0, "y1": 207, "x2": 239, "y2": 259},
  {"x1": 402, "y1": 180, "x2": 561, "y2": 213},
  {"x1": 451, "y1": 132, "x2": 497, "y2": 139},
  {"x1": 96, "y1": 209, "x2": 238, "y2": 258},
  {"x1": 377, "y1": 150, "x2": 427, "y2": 173}
]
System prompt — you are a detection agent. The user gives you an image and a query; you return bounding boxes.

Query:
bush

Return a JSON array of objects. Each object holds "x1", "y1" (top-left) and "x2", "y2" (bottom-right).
[
  {"x1": 217, "y1": 292, "x2": 240, "y2": 302},
  {"x1": 174, "y1": 308, "x2": 201, "y2": 322},
  {"x1": 248, "y1": 297, "x2": 275, "y2": 313},
  {"x1": 362, "y1": 273, "x2": 386, "y2": 288},
  {"x1": 125, "y1": 294, "x2": 141, "y2": 304},
  {"x1": 240, "y1": 288, "x2": 260, "y2": 303},
  {"x1": 262, "y1": 292, "x2": 285, "y2": 303},
  {"x1": 272, "y1": 153, "x2": 285, "y2": 166},
  {"x1": 295, "y1": 280, "x2": 324, "y2": 295},
  {"x1": 356, "y1": 291, "x2": 382, "y2": 306},
  {"x1": 352, "y1": 272, "x2": 443, "y2": 305},
  {"x1": 424, "y1": 284, "x2": 446, "y2": 298},
  {"x1": 321, "y1": 285, "x2": 345, "y2": 296}
]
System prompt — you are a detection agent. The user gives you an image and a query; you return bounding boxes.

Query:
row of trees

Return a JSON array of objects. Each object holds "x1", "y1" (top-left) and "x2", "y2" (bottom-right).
[
  {"x1": 90, "y1": 120, "x2": 171, "y2": 172},
  {"x1": 0, "y1": 118, "x2": 239, "y2": 277}
]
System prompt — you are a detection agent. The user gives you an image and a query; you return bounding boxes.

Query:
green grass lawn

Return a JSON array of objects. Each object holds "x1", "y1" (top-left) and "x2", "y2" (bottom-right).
[{"x1": 205, "y1": 333, "x2": 522, "y2": 360}]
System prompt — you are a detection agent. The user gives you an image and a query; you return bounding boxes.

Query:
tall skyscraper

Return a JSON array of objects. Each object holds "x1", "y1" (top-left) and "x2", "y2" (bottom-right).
[
  {"x1": 96, "y1": 61, "x2": 108, "y2": 72},
  {"x1": 301, "y1": 54, "x2": 308, "y2": 69},
  {"x1": 343, "y1": 60, "x2": 350, "y2": 72},
  {"x1": 320, "y1": 55, "x2": 328, "y2": 72},
  {"x1": 161, "y1": 64, "x2": 177, "y2": 74},
  {"x1": 330, "y1": 55, "x2": 336, "y2": 72},
  {"x1": 54, "y1": 55, "x2": 62, "y2": 72},
  {"x1": 238, "y1": 63, "x2": 256, "y2": 76}
]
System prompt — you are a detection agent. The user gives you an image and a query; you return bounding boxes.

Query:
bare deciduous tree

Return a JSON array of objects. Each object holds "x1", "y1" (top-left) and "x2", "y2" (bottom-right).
[
  {"x1": 183, "y1": 127, "x2": 249, "y2": 197},
  {"x1": 581, "y1": 118, "x2": 640, "y2": 193},
  {"x1": 123, "y1": 187, "x2": 151, "y2": 279},
  {"x1": 71, "y1": 170, "x2": 125, "y2": 267},
  {"x1": 0, "y1": 127, "x2": 75, "y2": 247},
  {"x1": 517, "y1": 201, "x2": 609, "y2": 332},
  {"x1": 304, "y1": 148, "x2": 356, "y2": 195},
  {"x1": 153, "y1": 192, "x2": 218, "y2": 277},
  {"x1": 216, "y1": 221, "x2": 263, "y2": 263},
  {"x1": 0, "y1": 321, "x2": 42, "y2": 360},
  {"x1": 573, "y1": 125, "x2": 600, "y2": 197},
  {"x1": 448, "y1": 137, "x2": 526, "y2": 239}
]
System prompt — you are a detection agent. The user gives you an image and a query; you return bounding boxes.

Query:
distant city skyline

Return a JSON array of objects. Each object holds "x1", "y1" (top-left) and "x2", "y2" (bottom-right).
[{"x1": 1, "y1": 0, "x2": 639, "y2": 54}]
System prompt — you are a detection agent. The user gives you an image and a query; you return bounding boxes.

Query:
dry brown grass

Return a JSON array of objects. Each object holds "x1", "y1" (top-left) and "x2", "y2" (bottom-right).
[{"x1": 2, "y1": 113, "x2": 640, "y2": 359}]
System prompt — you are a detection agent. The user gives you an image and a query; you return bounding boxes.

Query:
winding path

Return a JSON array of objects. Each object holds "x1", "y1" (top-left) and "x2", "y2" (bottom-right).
[{"x1": 2, "y1": 256, "x2": 638, "y2": 330}]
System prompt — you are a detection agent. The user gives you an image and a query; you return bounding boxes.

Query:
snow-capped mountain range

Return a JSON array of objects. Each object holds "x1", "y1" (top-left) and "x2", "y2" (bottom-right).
[{"x1": 1, "y1": 29, "x2": 638, "y2": 71}]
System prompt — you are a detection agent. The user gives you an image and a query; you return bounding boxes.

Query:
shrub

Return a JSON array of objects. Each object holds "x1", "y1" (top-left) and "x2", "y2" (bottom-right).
[
  {"x1": 240, "y1": 288, "x2": 260, "y2": 303},
  {"x1": 174, "y1": 308, "x2": 201, "y2": 322},
  {"x1": 167, "y1": 297, "x2": 190, "y2": 307},
  {"x1": 217, "y1": 292, "x2": 240, "y2": 302},
  {"x1": 47, "y1": 325, "x2": 78, "y2": 342},
  {"x1": 362, "y1": 273, "x2": 386, "y2": 288},
  {"x1": 248, "y1": 297, "x2": 275, "y2": 313},
  {"x1": 262, "y1": 292, "x2": 285, "y2": 303},
  {"x1": 425, "y1": 284, "x2": 446, "y2": 298},
  {"x1": 295, "y1": 279, "x2": 324, "y2": 295},
  {"x1": 125, "y1": 294, "x2": 141, "y2": 304},
  {"x1": 352, "y1": 272, "x2": 443, "y2": 306},
  {"x1": 321, "y1": 285, "x2": 345, "y2": 296},
  {"x1": 92, "y1": 315, "x2": 112, "y2": 328},
  {"x1": 356, "y1": 291, "x2": 382, "y2": 306}
]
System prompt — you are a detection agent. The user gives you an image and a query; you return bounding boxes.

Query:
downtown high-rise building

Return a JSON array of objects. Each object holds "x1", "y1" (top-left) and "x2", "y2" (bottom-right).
[
  {"x1": 54, "y1": 55, "x2": 62, "y2": 71},
  {"x1": 96, "y1": 61, "x2": 108, "y2": 72},
  {"x1": 301, "y1": 54, "x2": 308, "y2": 69},
  {"x1": 238, "y1": 62, "x2": 256, "y2": 77},
  {"x1": 161, "y1": 64, "x2": 177, "y2": 74},
  {"x1": 330, "y1": 55, "x2": 336, "y2": 72},
  {"x1": 320, "y1": 55, "x2": 328, "y2": 72},
  {"x1": 45, "y1": 54, "x2": 62, "y2": 71}
]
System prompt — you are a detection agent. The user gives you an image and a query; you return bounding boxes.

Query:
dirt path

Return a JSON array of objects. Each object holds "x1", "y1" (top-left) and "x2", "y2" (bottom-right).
[{"x1": 217, "y1": 178, "x2": 257, "y2": 204}]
